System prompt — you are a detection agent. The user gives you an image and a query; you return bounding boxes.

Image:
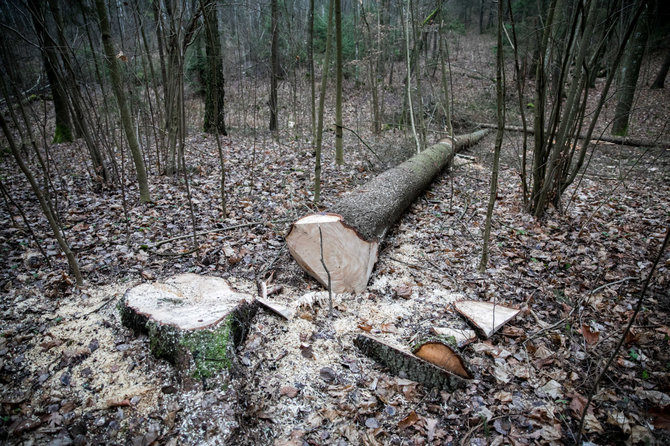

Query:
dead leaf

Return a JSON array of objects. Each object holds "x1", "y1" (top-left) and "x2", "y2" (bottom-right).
[
  {"x1": 280, "y1": 386, "x2": 299, "y2": 398},
  {"x1": 106, "y1": 399, "x2": 131, "y2": 408},
  {"x1": 358, "y1": 323, "x2": 372, "y2": 332},
  {"x1": 395, "y1": 285, "x2": 412, "y2": 299},
  {"x1": 580, "y1": 324, "x2": 600, "y2": 345},
  {"x1": 398, "y1": 411, "x2": 420, "y2": 430}
]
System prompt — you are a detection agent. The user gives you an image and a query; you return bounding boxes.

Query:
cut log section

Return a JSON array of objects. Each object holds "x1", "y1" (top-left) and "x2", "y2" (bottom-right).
[
  {"x1": 287, "y1": 130, "x2": 489, "y2": 293},
  {"x1": 120, "y1": 273, "x2": 257, "y2": 381},
  {"x1": 453, "y1": 300, "x2": 520, "y2": 339},
  {"x1": 412, "y1": 341, "x2": 472, "y2": 379},
  {"x1": 354, "y1": 334, "x2": 469, "y2": 391}
]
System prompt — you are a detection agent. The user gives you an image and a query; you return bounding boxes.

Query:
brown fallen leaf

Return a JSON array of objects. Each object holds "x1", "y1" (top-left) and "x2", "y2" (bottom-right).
[
  {"x1": 358, "y1": 322, "x2": 372, "y2": 332},
  {"x1": 398, "y1": 410, "x2": 420, "y2": 430},
  {"x1": 280, "y1": 386, "x2": 299, "y2": 398},
  {"x1": 40, "y1": 338, "x2": 63, "y2": 352},
  {"x1": 106, "y1": 399, "x2": 131, "y2": 408},
  {"x1": 579, "y1": 324, "x2": 600, "y2": 345},
  {"x1": 395, "y1": 285, "x2": 412, "y2": 299}
]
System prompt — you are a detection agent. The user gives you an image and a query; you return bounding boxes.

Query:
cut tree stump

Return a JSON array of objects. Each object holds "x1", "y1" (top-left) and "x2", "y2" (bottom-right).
[
  {"x1": 354, "y1": 334, "x2": 469, "y2": 391},
  {"x1": 120, "y1": 273, "x2": 257, "y2": 381},
  {"x1": 287, "y1": 130, "x2": 488, "y2": 293}
]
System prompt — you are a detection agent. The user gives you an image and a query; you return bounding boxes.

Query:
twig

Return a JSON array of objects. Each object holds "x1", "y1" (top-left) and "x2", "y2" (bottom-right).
[
  {"x1": 318, "y1": 227, "x2": 333, "y2": 319},
  {"x1": 81, "y1": 294, "x2": 120, "y2": 317},
  {"x1": 575, "y1": 226, "x2": 669, "y2": 444},
  {"x1": 149, "y1": 219, "x2": 292, "y2": 248},
  {"x1": 338, "y1": 124, "x2": 383, "y2": 163}
]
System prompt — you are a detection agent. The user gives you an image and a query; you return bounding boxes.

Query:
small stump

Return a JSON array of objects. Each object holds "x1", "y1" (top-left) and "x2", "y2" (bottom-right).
[{"x1": 120, "y1": 273, "x2": 256, "y2": 381}]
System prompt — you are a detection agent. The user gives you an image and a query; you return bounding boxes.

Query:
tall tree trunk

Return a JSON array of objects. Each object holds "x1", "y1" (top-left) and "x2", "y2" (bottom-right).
[
  {"x1": 334, "y1": 0, "x2": 344, "y2": 165},
  {"x1": 27, "y1": 0, "x2": 73, "y2": 143},
  {"x1": 650, "y1": 46, "x2": 670, "y2": 89},
  {"x1": 479, "y1": 0, "x2": 505, "y2": 272},
  {"x1": 203, "y1": 0, "x2": 227, "y2": 135},
  {"x1": 612, "y1": 2, "x2": 649, "y2": 136},
  {"x1": 308, "y1": 0, "x2": 316, "y2": 139},
  {"x1": 269, "y1": 0, "x2": 280, "y2": 133},
  {"x1": 314, "y1": 0, "x2": 334, "y2": 203},
  {"x1": 95, "y1": 0, "x2": 150, "y2": 202}
]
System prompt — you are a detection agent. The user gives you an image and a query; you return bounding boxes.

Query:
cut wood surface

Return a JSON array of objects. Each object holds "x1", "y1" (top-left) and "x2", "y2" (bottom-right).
[
  {"x1": 412, "y1": 341, "x2": 472, "y2": 379},
  {"x1": 287, "y1": 130, "x2": 489, "y2": 293},
  {"x1": 121, "y1": 273, "x2": 256, "y2": 380},
  {"x1": 453, "y1": 300, "x2": 520, "y2": 339},
  {"x1": 354, "y1": 334, "x2": 469, "y2": 391},
  {"x1": 429, "y1": 326, "x2": 478, "y2": 348},
  {"x1": 475, "y1": 122, "x2": 670, "y2": 148}
]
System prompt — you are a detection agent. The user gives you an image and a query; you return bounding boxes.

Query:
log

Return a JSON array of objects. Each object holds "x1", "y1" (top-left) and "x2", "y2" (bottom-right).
[
  {"x1": 474, "y1": 122, "x2": 670, "y2": 148},
  {"x1": 287, "y1": 130, "x2": 489, "y2": 293},
  {"x1": 354, "y1": 334, "x2": 469, "y2": 391},
  {"x1": 120, "y1": 273, "x2": 257, "y2": 382}
]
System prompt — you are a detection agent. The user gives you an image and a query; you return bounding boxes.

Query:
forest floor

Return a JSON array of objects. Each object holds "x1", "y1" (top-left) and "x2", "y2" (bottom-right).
[{"x1": 2, "y1": 32, "x2": 670, "y2": 446}]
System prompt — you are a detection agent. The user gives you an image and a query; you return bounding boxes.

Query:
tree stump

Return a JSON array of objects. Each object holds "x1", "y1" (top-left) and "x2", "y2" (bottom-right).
[{"x1": 120, "y1": 273, "x2": 257, "y2": 381}]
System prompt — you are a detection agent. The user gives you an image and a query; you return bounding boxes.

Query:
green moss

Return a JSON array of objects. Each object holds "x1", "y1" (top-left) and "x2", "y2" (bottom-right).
[
  {"x1": 53, "y1": 124, "x2": 73, "y2": 143},
  {"x1": 180, "y1": 315, "x2": 233, "y2": 379}
]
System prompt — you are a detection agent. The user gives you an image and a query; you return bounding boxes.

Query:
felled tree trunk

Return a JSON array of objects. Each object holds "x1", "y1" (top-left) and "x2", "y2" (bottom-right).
[{"x1": 287, "y1": 130, "x2": 488, "y2": 293}]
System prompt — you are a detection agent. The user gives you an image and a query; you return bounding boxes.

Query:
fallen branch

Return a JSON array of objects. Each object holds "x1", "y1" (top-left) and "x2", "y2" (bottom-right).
[{"x1": 474, "y1": 122, "x2": 670, "y2": 148}]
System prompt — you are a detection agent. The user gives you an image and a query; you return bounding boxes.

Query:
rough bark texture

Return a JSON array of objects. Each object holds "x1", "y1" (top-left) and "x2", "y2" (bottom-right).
[
  {"x1": 651, "y1": 47, "x2": 670, "y2": 89},
  {"x1": 612, "y1": 5, "x2": 648, "y2": 136},
  {"x1": 95, "y1": 0, "x2": 150, "y2": 202},
  {"x1": 203, "y1": 0, "x2": 227, "y2": 135},
  {"x1": 354, "y1": 334, "x2": 468, "y2": 391},
  {"x1": 121, "y1": 274, "x2": 257, "y2": 382},
  {"x1": 331, "y1": 129, "x2": 488, "y2": 241}
]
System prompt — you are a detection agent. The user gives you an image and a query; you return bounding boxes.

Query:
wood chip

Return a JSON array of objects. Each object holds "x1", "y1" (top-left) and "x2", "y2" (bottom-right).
[{"x1": 453, "y1": 300, "x2": 520, "y2": 338}]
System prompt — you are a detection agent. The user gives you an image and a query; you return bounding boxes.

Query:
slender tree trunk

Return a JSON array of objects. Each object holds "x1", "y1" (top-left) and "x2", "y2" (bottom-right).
[
  {"x1": 612, "y1": 2, "x2": 649, "y2": 135},
  {"x1": 203, "y1": 0, "x2": 227, "y2": 135},
  {"x1": 308, "y1": 0, "x2": 316, "y2": 140},
  {"x1": 0, "y1": 114, "x2": 82, "y2": 285},
  {"x1": 314, "y1": 0, "x2": 334, "y2": 203},
  {"x1": 269, "y1": 0, "x2": 280, "y2": 133},
  {"x1": 479, "y1": 0, "x2": 505, "y2": 272},
  {"x1": 334, "y1": 0, "x2": 344, "y2": 165},
  {"x1": 95, "y1": 0, "x2": 150, "y2": 202},
  {"x1": 650, "y1": 47, "x2": 670, "y2": 89}
]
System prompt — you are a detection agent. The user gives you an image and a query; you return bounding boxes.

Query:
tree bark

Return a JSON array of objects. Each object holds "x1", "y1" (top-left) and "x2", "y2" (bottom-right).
[
  {"x1": 269, "y1": 0, "x2": 279, "y2": 133},
  {"x1": 287, "y1": 130, "x2": 488, "y2": 293},
  {"x1": 203, "y1": 0, "x2": 227, "y2": 135},
  {"x1": 650, "y1": 46, "x2": 670, "y2": 89},
  {"x1": 95, "y1": 0, "x2": 151, "y2": 203},
  {"x1": 334, "y1": 0, "x2": 343, "y2": 165},
  {"x1": 612, "y1": 3, "x2": 649, "y2": 136}
]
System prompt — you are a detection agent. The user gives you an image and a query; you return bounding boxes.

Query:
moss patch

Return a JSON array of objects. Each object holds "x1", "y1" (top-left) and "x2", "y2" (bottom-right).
[{"x1": 179, "y1": 316, "x2": 233, "y2": 380}]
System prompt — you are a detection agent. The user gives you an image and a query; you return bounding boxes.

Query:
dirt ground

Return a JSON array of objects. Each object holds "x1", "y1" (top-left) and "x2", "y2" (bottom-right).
[{"x1": 2, "y1": 31, "x2": 670, "y2": 445}]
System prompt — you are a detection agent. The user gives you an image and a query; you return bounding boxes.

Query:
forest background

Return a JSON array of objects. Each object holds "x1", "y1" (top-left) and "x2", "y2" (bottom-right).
[{"x1": 1, "y1": 0, "x2": 669, "y2": 444}]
